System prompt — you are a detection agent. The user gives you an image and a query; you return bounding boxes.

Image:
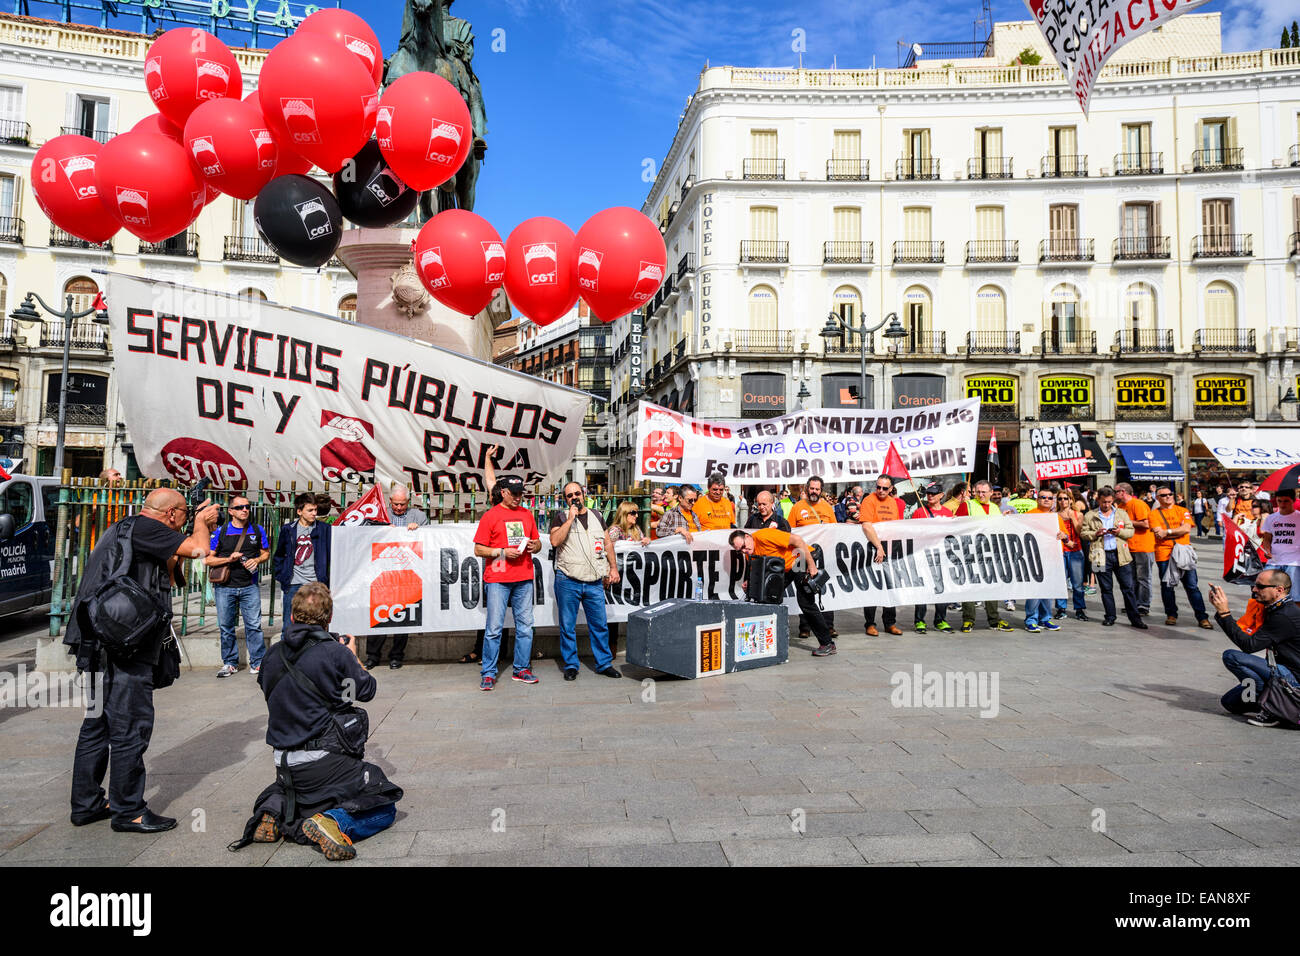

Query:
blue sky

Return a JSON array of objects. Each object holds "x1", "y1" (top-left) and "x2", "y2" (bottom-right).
[{"x1": 40, "y1": 0, "x2": 1286, "y2": 234}]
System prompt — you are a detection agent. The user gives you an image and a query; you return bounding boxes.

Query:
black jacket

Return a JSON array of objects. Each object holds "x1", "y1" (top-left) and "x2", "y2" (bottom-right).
[
  {"x1": 1217, "y1": 600, "x2": 1300, "y2": 675},
  {"x1": 258, "y1": 622, "x2": 375, "y2": 750}
]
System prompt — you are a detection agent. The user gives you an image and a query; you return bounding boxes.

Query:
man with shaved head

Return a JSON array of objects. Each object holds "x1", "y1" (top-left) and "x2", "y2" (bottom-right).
[{"x1": 66, "y1": 484, "x2": 219, "y2": 834}]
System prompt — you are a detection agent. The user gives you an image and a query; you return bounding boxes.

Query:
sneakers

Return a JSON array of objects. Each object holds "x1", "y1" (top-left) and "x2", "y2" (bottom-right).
[
  {"x1": 935, "y1": 621, "x2": 953, "y2": 632},
  {"x1": 960, "y1": 622, "x2": 974, "y2": 633},
  {"x1": 1003, "y1": 601, "x2": 1016, "y2": 611},
  {"x1": 1051, "y1": 610, "x2": 1066, "y2": 620},
  {"x1": 1042, "y1": 621, "x2": 1061, "y2": 631},
  {"x1": 252, "y1": 812, "x2": 281, "y2": 843},
  {"x1": 512, "y1": 668, "x2": 539, "y2": 684},
  {"x1": 216, "y1": 664, "x2": 237, "y2": 679},
  {"x1": 993, "y1": 621, "x2": 1014, "y2": 632},
  {"x1": 249, "y1": 664, "x2": 261, "y2": 676},
  {"x1": 1025, "y1": 623, "x2": 1042, "y2": 633},
  {"x1": 1075, "y1": 611, "x2": 1089, "y2": 621},
  {"x1": 1084, "y1": 586, "x2": 1097, "y2": 595},
  {"x1": 811, "y1": 641, "x2": 837, "y2": 657},
  {"x1": 914, "y1": 621, "x2": 927, "y2": 634},
  {"x1": 1245, "y1": 712, "x2": 1281, "y2": 728},
  {"x1": 302, "y1": 813, "x2": 356, "y2": 862},
  {"x1": 480, "y1": 675, "x2": 495, "y2": 692}
]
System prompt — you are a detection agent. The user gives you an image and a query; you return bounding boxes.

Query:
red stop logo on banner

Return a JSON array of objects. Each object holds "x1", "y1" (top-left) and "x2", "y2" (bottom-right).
[
  {"x1": 642, "y1": 429, "x2": 684, "y2": 478},
  {"x1": 160, "y1": 437, "x2": 248, "y2": 489}
]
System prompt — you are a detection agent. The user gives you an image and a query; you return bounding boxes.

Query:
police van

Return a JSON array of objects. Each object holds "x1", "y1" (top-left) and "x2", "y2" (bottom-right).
[{"x1": 0, "y1": 474, "x2": 60, "y2": 617}]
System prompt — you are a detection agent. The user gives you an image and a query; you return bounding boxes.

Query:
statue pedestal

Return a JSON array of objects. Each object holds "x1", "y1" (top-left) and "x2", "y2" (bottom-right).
[{"x1": 335, "y1": 227, "x2": 507, "y2": 362}]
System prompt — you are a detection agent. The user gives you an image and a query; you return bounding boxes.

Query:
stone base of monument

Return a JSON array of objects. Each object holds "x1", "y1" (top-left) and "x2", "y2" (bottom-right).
[
  {"x1": 626, "y1": 600, "x2": 789, "y2": 679},
  {"x1": 334, "y1": 227, "x2": 509, "y2": 362}
]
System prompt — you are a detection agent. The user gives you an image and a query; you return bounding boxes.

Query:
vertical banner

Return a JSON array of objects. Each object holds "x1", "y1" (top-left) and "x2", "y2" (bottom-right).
[{"x1": 1030, "y1": 423, "x2": 1087, "y2": 480}]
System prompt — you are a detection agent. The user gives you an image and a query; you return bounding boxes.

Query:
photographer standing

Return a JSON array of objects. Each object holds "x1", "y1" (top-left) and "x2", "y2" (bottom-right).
[
  {"x1": 729, "y1": 527, "x2": 834, "y2": 657},
  {"x1": 205, "y1": 494, "x2": 270, "y2": 678},
  {"x1": 66, "y1": 487, "x2": 219, "y2": 833}
]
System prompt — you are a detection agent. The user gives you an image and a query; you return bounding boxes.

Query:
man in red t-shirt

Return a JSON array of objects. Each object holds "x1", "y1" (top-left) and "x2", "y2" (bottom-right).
[
  {"x1": 909, "y1": 481, "x2": 954, "y2": 633},
  {"x1": 472, "y1": 476, "x2": 543, "y2": 691}
]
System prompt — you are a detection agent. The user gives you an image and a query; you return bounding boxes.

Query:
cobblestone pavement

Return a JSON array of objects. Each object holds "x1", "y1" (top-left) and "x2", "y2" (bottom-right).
[{"x1": 2, "y1": 538, "x2": 1297, "y2": 867}]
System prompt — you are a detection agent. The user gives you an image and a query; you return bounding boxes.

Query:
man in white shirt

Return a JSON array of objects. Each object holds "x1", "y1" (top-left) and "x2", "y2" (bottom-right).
[
  {"x1": 1215, "y1": 490, "x2": 1232, "y2": 537},
  {"x1": 1261, "y1": 488, "x2": 1300, "y2": 602}
]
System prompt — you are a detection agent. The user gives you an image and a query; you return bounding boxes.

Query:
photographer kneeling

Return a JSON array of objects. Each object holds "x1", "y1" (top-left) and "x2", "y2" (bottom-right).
[
  {"x1": 1210, "y1": 571, "x2": 1300, "y2": 728},
  {"x1": 230, "y1": 582, "x2": 402, "y2": 861}
]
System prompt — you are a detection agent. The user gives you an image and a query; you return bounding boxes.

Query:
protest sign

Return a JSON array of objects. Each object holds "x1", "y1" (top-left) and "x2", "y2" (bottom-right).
[
  {"x1": 634, "y1": 399, "x2": 980, "y2": 484},
  {"x1": 329, "y1": 514, "x2": 1067, "y2": 635},
  {"x1": 105, "y1": 274, "x2": 590, "y2": 492},
  {"x1": 1030, "y1": 423, "x2": 1087, "y2": 481}
]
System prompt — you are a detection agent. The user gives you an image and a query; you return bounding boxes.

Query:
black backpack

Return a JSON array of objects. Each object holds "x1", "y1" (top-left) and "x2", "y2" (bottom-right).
[{"x1": 81, "y1": 517, "x2": 173, "y2": 660}]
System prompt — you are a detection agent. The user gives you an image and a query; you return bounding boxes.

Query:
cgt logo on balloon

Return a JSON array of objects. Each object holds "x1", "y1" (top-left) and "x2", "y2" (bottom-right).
[
  {"x1": 251, "y1": 129, "x2": 276, "y2": 170},
  {"x1": 427, "y1": 119, "x2": 463, "y2": 164},
  {"x1": 631, "y1": 261, "x2": 664, "y2": 302},
  {"x1": 188, "y1": 136, "x2": 223, "y2": 178},
  {"x1": 295, "y1": 198, "x2": 333, "y2": 239},
  {"x1": 280, "y1": 98, "x2": 322, "y2": 146},
  {"x1": 369, "y1": 541, "x2": 424, "y2": 629},
  {"x1": 523, "y1": 242, "x2": 557, "y2": 285},
  {"x1": 577, "y1": 247, "x2": 602, "y2": 292},
  {"x1": 116, "y1": 187, "x2": 150, "y2": 227},
  {"x1": 58, "y1": 155, "x2": 98, "y2": 198},
  {"x1": 376, "y1": 106, "x2": 394, "y2": 150},
  {"x1": 319, "y1": 409, "x2": 376, "y2": 483},
  {"x1": 145, "y1": 56, "x2": 167, "y2": 102},
  {"x1": 345, "y1": 35, "x2": 378, "y2": 72},
  {"x1": 482, "y1": 240, "x2": 505, "y2": 282},
  {"x1": 195, "y1": 59, "x2": 232, "y2": 101},
  {"x1": 365, "y1": 168, "x2": 406, "y2": 207},
  {"x1": 419, "y1": 247, "x2": 449, "y2": 290}
]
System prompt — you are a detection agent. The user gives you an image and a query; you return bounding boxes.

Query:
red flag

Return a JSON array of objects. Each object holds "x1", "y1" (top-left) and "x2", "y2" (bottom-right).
[
  {"x1": 0, "y1": 463, "x2": 10, "y2": 482},
  {"x1": 987, "y1": 428, "x2": 1000, "y2": 470},
  {"x1": 1222, "y1": 516, "x2": 1265, "y2": 583},
  {"x1": 882, "y1": 442, "x2": 913, "y2": 485},
  {"x1": 953, "y1": 498, "x2": 969, "y2": 517},
  {"x1": 91, "y1": 292, "x2": 107, "y2": 313},
  {"x1": 336, "y1": 484, "x2": 391, "y2": 526}
]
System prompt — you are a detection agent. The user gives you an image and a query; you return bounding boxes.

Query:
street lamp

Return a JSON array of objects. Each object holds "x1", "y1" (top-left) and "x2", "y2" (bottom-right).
[
  {"x1": 820, "y1": 310, "x2": 907, "y2": 409},
  {"x1": 1279, "y1": 385, "x2": 1300, "y2": 420},
  {"x1": 9, "y1": 291, "x2": 109, "y2": 476},
  {"x1": 796, "y1": 380, "x2": 811, "y2": 411}
]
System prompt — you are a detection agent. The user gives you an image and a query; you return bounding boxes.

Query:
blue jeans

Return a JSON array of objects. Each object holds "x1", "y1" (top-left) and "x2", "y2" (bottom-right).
[
  {"x1": 1058, "y1": 551, "x2": 1086, "y2": 612},
  {"x1": 482, "y1": 580, "x2": 534, "y2": 679},
  {"x1": 1265, "y1": 563, "x2": 1300, "y2": 603},
  {"x1": 323, "y1": 803, "x2": 397, "y2": 841},
  {"x1": 215, "y1": 584, "x2": 265, "y2": 668},
  {"x1": 1024, "y1": 598, "x2": 1052, "y2": 627},
  {"x1": 281, "y1": 583, "x2": 302, "y2": 628},
  {"x1": 1221, "y1": 648, "x2": 1298, "y2": 714},
  {"x1": 1156, "y1": 559, "x2": 1208, "y2": 621},
  {"x1": 554, "y1": 571, "x2": 613, "y2": 671}
]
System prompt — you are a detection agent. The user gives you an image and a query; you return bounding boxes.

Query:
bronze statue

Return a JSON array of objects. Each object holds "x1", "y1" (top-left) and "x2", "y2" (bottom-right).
[{"x1": 385, "y1": 0, "x2": 488, "y2": 220}]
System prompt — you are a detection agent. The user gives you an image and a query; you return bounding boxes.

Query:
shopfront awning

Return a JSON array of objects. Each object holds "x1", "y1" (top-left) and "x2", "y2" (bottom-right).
[
  {"x1": 1117, "y1": 444, "x2": 1184, "y2": 480},
  {"x1": 1192, "y1": 427, "x2": 1300, "y2": 470}
]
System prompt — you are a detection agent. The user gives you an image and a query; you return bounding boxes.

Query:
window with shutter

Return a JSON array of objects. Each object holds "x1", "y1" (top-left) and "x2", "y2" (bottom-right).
[
  {"x1": 974, "y1": 285, "x2": 1006, "y2": 334},
  {"x1": 975, "y1": 206, "x2": 1004, "y2": 242},
  {"x1": 833, "y1": 285, "x2": 861, "y2": 326},
  {"x1": 748, "y1": 285, "x2": 778, "y2": 332},
  {"x1": 1204, "y1": 281, "x2": 1236, "y2": 330},
  {"x1": 63, "y1": 276, "x2": 98, "y2": 314},
  {"x1": 1125, "y1": 282, "x2": 1157, "y2": 334},
  {"x1": 749, "y1": 206, "x2": 777, "y2": 241},
  {"x1": 832, "y1": 130, "x2": 860, "y2": 160},
  {"x1": 903, "y1": 206, "x2": 931, "y2": 242},
  {"x1": 833, "y1": 207, "x2": 861, "y2": 242}
]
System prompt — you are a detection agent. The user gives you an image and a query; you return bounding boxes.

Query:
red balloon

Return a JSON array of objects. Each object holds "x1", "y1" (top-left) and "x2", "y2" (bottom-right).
[
  {"x1": 94, "y1": 131, "x2": 204, "y2": 242},
  {"x1": 258, "y1": 33, "x2": 377, "y2": 174},
  {"x1": 242, "y1": 91, "x2": 312, "y2": 176},
  {"x1": 503, "y1": 217, "x2": 579, "y2": 326},
  {"x1": 296, "y1": 8, "x2": 383, "y2": 85},
  {"x1": 376, "y1": 71, "x2": 471, "y2": 190},
  {"x1": 413, "y1": 210, "x2": 505, "y2": 316},
  {"x1": 30, "y1": 135, "x2": 118, "y2": 243},
  {"x1": 144, "y1": 28, "x2": 242, "y2": 128},
  {"x1": 131, "y1": 113, "x2": 183, "y2": 143},
  {"x1": 574, "y1": 207, "x2": 668, "y2": 322},
  {"x1": 182, "y1": 96, "x2": 277, "y2": 199}
]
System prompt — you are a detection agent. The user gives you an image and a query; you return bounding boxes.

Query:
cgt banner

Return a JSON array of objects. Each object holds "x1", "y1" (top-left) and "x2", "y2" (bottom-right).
[
  {"x1": 329, "y1": 515, "x2": 1067, "y2": 635},
  {"x1": 1030, "y1": 423, "x2": 1088, "y2": 481},
  {"x1": 1025, "y1": 0, "x2": 1211, "y2": 114},
  {"x1": 105, "y1": 274, "x2": 591, "y2": 492},
  {"x1": 634, "y1": 399, "x2": 980, "y2": 484}
]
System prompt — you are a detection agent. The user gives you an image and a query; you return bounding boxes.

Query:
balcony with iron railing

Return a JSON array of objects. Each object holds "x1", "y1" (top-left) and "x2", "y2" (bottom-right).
[
  {"x1": 1191, "y1": 146, "x2": 1244, "y2": 172},
  {"x1": 966, "y1": 157, "x2": 1014, "y2": 179},
  {"x1": 1039, "y1": 238, "x2": 1094, "y2": 262},
  {"x1": 0, "y1": 216, "x2": 23, "y2": 244},
  {"x1": 41, "y1": 320, "x2": 107, "y2": 348},
  {"x1": 1193, "y1": 328, "x2": 1255, "y2": 353},
  {"x1": 1191, "y1": 234, "x2": 1252, "y2": 259},
  {"x1": 964, "y1": 240, "x2": 1018, "y2": 264},
  {"x1": 743, "y1": 158, "x2": 785, "y2": 180},
  {"x1": 138, "y1": 230, "x2": 198, "y2": 258},
  {"x1": 1114, "y1": 329, "x2": 1174, "y2": 353},
  {"x1": 1041, "y1": 154, "x2": 1088, "y2": 177},
  {"x1": 1041, "y1": 330, "x2": 1097, "y2": 355},
  {"x1": 889, "y1": 331, "x2": 947, "y2": 355},
  {"x1": 966, "y1": 330, "x2": 1020, "y2": 354},
  {"x1": 50, "y1": 226, "x2": 111, "y2": 251},
  {"x1": 1292, "y1": 233, "x2": 1300, "y2": 258},
  {"x1": 0, "y1": 118, "x2": 30, "y2": 146},
  {"x1": 0, "y1": 317, "x2": 15, "y2": 345},
  {"x1": 224, "y1": 235, "x2": 279, "y2": 263},
  {"x1": 680, "y1": 175, "x2": 694, "y2": 200},
  {"x1": 729, "y1": 329, "x2": 794, "y2": 353},
  {"x1": 823, "y1": 331, "x2": 874, "y2": 355},
  {"x1": 824, "y1": 240, "x2": 874, "y2": 264},
  {"x1": 1114, "y1": 151, "x2": 1163, "y2": 175},
  {"x1": 1291, "y1": 145, "x2": 1300, "y2": 167},
  {"x1": 892, "y1": 240, "x2": 943, "y2": 264},
  {"x1": 1113, "y1": 235, "x2": 1170, "y2": 260},
  {"x1": 826, "y1": 158, "x2": 869, "y2": 180},
  {"x1": 41, "y1": 402, "x2": 107, "y2": 425},
  {"x1": 739, "y1": 240, "x2": 789, "y2": 263},
  {"x1": 895, "y1": 157, "x2": 940, "y2": 180},
  {"x1": 676, "y1": 252, "x2": 696, "y2": 281},
  {"x1": 61, "y1": 125, "x2": 112, "y2": 143}
]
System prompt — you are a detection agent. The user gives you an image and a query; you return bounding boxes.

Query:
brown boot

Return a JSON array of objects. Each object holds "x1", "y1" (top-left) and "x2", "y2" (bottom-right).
[
  {"x1": 865, "y1": 625, "x2": 879, "y2": 636},
  {"x1": 252, "y1": 812, "x2": 281, "y2": 843},
  {"x1": 1165, "y1": 615, "x2": 1177, "y2": 626},
  {"x1": 885, "y1": 625, "x2": 903, "y2": 635}
]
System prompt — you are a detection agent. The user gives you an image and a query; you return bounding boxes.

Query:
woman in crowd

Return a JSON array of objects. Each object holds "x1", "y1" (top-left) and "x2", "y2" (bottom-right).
[
  {"x1": 608, "y1": 501, "x2": 648, "y2": 544},
  {"x1": 1056, "y1": 488, "x2": 1088, "y2": 620},
  {"x1": 1070, "y1": 492, "x2": 1097, "y2": 594},
  {"x1": 1191, "y1": 488, "x2": 1211, "y2": 537}
]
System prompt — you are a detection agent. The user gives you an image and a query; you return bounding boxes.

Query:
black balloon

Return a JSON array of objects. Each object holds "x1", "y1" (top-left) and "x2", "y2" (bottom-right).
[
  {"x1": 253, "y1": 174, "x2": 343, "y2": 268},
  {"x1": 333, "y1": 140, "x2": 419, "y2": 228}
]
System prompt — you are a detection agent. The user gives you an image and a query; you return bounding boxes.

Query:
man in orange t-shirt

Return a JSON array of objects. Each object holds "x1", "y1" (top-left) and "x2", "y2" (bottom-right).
[
  {"x1": 859, "y1": 475, "x2": 901, "y2": 636},
  {"x1": 695, "y1": 474, "x2": 737, "y2": 530},
  {"x1": 789, "y1": 475, "x2": 838, "y2": 639},
  {"x1": 1116, "y1": 482, "x2": 1154, "y2": 618},
  {"x1": 1150, "y1": 486, "x2": 1210, "y2": 628},
  {"x1": 729, "y1": 527, "x2": 835, "y2": 655}
]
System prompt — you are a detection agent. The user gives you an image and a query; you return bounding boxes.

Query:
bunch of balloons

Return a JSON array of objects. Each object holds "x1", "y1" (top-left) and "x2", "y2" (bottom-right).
[
  {"x1": 31, "y1": 10, "x2": 474, "y2": 268},
  {"x1": 412, "y1": 206, "x2": 667, "y2": 325}
]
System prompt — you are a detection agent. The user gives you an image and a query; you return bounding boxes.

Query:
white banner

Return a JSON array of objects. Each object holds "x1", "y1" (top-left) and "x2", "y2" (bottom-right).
[
  {"x1": 105, "y1": 274, "x2": 591, "y2": 493},
  {"x1": 1193, "y1": 427, "x2": 1300, "y2": 471},
  {"x1": 1025, "y1": 0, "x2": 1211, "y2": 114},
  {"x1": 634, "y1": 399, "x2": 980, "y2": 484},
  {"x1": 329, "y1": 514, "x2": 1068, "y2": 635}
]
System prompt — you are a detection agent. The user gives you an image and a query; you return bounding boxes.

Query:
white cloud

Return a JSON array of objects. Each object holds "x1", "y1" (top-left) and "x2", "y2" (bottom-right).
[{"x1": 1220, "y1": 0, "x2": 1295, "y2": 51}]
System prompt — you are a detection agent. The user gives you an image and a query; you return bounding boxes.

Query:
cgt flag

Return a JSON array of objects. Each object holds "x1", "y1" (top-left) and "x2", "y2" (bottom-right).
[
  {"x1": 1223, "y1": 516, "x2": 1266, "y2": 584},
  {"x1": 336, "y1": 484, "x2": 391, "y2": 527},
  {"x1": 882, "y1": 442, "x2": 913, "y2": 486},
  {"x1": 988, "y1": 428, "x2": 1000, "y2": 471}
]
